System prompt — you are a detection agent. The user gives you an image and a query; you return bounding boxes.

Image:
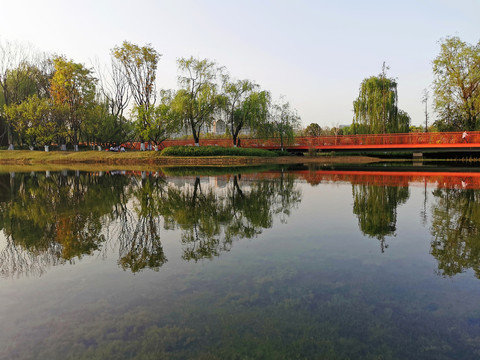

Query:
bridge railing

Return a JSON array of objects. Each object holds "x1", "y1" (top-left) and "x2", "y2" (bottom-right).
[
  {"x1": 290, "y1": 132, "x2": 478, "y2": 147},
  {"x1": 127, "y1": 131, "x2": 480, "y2": 150},
  {"x1": 240, "y1": 131, "x2": 480, "y2": 148}
]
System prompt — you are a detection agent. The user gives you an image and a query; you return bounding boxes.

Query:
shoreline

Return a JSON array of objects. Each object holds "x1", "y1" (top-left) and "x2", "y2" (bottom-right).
[{"x1": 0, "y1": 150, "x2": 382, "y2": 172}]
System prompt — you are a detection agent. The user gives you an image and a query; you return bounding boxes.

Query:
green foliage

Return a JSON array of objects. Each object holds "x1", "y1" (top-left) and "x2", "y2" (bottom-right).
[
  {"x1": 273, "y1": 149, "x2": 291, "y2": 156},
  {"x1": 268, "y1": 98, "x2": 301, "y2": 150},
  {"x1": 0, "y1": 50, "x2": 54, "y2": 146},
  {"x1": 174, "y1": 57, "x2": 222, "y2": 145},
  {"x1": 0, "y1": 39, "x2": 305, "y2": 150},
  {"x1": 433, "y1": 36, "x2": 480, "y2": 131},
  {"x1": 50, "y1": 56, "x2": 97, "y2": 145},
  {"x1": 353, "y1": 64, "x2": 410, "y2": 134},
  {"x1": 340, "y1": 125, "x2": 354, "y2": 135},
  {"x1": 4, "y1": 95, "x2": 67, "y2": 147},
  {"x1": 304, "y1": 122, "x2": 322, "y2": 137},
  {"x1": 112, "y1": 41, "x2": 159, "y2": 111},
  {"x1": 221, "y1": 76, "x2": 271, "y2": 146},
  {"x1": 160, "y1": 145, "x2": 278, "y2": 157},
  {"x1": 132, "y1": 89, "x2": 181, "y2": 147},
  {"x1": 83, "y1": 101, "x2": 134, "y2": 147}
]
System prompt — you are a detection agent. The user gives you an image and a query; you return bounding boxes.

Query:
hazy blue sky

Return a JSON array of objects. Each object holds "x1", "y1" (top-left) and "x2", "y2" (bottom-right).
[{"x1": 1, "y1": 0, "x2": 479, "y2": 128}]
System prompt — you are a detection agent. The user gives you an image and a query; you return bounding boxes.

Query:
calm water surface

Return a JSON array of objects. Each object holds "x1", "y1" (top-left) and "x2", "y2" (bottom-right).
[{"x1": 1, "y1": 165, "x2": 480, "y2": 359}]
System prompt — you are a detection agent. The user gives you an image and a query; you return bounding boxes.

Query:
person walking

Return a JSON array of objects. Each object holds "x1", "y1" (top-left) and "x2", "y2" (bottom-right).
[{"x1": 462, "y1": 131, "x2": 468, "y2": 143}]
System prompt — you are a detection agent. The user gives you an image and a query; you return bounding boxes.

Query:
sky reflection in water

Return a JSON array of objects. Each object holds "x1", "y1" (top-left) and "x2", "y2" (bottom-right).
[{"x1": 1, "y1": 166, "x2": 480, "y2": 359}]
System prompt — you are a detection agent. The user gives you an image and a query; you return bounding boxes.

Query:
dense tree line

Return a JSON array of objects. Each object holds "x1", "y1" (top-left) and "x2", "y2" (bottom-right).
[
  {"x1": 2, "y1": 35, "x2": 478, "y2": 147},
  {"x1": 0, "y1": 40, "x2": 300, "y2": 150},
  {"x1": 349, "y1": 36, "x2": 480, "y2": 134},
  {"x1": 290, "y1": 36, "x2": 480, "y2": 137},
  {"x1": 432, "y1": 36, "x2": 480, "y2": 131}
]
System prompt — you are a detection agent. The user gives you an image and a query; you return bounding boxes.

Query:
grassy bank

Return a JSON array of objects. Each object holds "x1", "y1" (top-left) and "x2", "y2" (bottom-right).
[
  {"x1": 160, "y1": 145, "x2": 278, "y2": 157},
  {"x1": 0, "y1": 149, "x2": 382, "y2": 173}
]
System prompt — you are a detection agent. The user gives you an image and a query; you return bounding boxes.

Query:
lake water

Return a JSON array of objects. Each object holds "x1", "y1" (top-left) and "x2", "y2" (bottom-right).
[{"x1": 1, "y1": 164, "x2": 480, "y2": 359}]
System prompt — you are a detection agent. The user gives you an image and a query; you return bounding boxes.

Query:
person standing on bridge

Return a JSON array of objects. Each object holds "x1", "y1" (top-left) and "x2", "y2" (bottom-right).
[{"x1": 462, "y1": 131, "x2": 469, "y2": 143}]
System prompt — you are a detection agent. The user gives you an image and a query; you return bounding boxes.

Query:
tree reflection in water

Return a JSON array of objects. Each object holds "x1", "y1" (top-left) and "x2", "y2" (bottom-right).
[
  {"x1": 0, "y1": 170, "x2": 301, "y2": 276},
  {"x1": 352, "y1": 184, "x2": 410, "y2": 252},
  {"x1": 157, "y1": 172, "x2": 302, "y2": 262},
  {"x1": 0, "y1": 171, "x2": 131, "y2": 276},
  {"x1": 3, "y1": 168, "x2": 480, "y2": 280},
  {"x1": 430, "y1": 187, "x2": 480, "y2": 278},
  {"x1": 116, "y1": 172, "x2": 168, "y2": 272}
]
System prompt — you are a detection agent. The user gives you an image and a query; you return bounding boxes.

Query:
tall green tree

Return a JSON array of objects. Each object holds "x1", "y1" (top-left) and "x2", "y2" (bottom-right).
[
  {"x1": 174, "y1": 57, "x2": 222, "y2": 146},
  {"x1": 353, "y1": 64, "x2": 410, "y2": 134},
  {"x1": 221, "y1": 77, "x2": 270, "y2": 147},
  {"x1": 113, "y1": 41, "x2": 160, "y2": 149},
  {"x1": 4, "y1": 95, "x2": 66, "y2": 149},
  {"x1": 50, "y1": 56, "x2": 97, "y2": 150},
  {"x1": 2, "y1": 65, "x2": 56, "y2": 149},
  {"x1": 132, "y1": 90, "x2": 180, "y2": 150},
  {"x1": 397, "y1": 109, "x2": 411, "y2": 133},
  {"x1": 433, "y1": 36, "x2": 480, "y2": 131},
  {"x1": 83, "y1": 99, "x2": 133, "y2": 148}
]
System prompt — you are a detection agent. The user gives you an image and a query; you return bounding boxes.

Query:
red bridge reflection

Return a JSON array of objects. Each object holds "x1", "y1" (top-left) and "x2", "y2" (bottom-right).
[
  {"x1": 247, "y1": 170, "x2": 480, "y2": 190},
  {"x1": 107, "y1": 168, "x2": 480, "y2": 190}
]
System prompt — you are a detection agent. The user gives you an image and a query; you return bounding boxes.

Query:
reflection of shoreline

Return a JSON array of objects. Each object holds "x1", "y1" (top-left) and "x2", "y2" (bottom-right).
[
  {"x1": 249, "y1": 170, "x2": 480, "y2": 190},
  {"x1": 109, "y1": 168, "x2": 480, "y2": 190},
  {"x1": 0, "y1": 171, "x2": 302, "y2": 277}
]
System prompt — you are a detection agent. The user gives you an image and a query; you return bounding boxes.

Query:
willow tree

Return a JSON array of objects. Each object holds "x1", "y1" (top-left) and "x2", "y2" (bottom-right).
[
  {"x1": 221, "y1": 77, "x2": 270, "y2": 147},
  {"x1": 433, "y1": 36, "x2": 480, "y2": 131},
  {"x1": 174, "y1": 57, "x2": 222, "y2": 146},
  {"x1": 352, "y1": 64, "x2": 410, "y2": 134},
  {"x1": 269, "y1": 98, "x2": 301, "y2": 151}
]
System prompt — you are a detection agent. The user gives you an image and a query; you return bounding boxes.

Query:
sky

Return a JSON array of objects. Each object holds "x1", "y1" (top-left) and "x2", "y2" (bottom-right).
[{"x1": 0, "y1": 0, "x2": 479, "y2": 128}]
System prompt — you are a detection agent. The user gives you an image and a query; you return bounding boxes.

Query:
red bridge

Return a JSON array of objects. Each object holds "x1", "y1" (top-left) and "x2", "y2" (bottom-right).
[{"x1": 133, "y1": 131, "x2": 480, "y2": 152}]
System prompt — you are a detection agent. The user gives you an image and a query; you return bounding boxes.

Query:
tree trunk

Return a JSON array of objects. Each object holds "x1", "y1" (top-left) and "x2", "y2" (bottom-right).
[
  {"x1": 7, "y1": 122, "x2": 14, "y2": 150},
  {"x1": 193, "y1": 130, "x2": 200, "y2": 146},
  {"x1": 73, "y1": 127, "x2": 78, "y2": 151}
]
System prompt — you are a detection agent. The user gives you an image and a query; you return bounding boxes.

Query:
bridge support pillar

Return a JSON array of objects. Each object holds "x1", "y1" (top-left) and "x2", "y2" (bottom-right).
[{"x1": 413, "y1": 152, "x2": 423, "y2": 160}]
